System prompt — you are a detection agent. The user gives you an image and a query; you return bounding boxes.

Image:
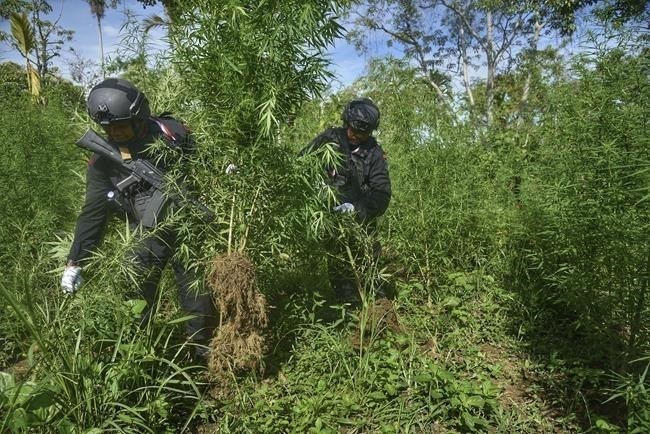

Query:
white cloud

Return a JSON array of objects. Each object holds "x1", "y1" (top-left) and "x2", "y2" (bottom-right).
[{"x1": 102, "y1": 24, "x2": 121, "y2": 38}]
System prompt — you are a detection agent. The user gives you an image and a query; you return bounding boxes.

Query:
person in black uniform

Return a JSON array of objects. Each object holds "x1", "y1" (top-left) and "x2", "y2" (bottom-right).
[
  {"x1": 60, "y1": 78, "x2": 216, "y2": 357},
  {"x1": 301, "y1": 98, "x2": 391, "y2": 301}
]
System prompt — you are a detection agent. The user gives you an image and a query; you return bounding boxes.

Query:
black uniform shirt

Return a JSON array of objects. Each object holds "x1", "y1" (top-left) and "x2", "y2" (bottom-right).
[
  {"x1": 302, "y1": 127, "x2": 391, "y2": 221},
  {"x1": 67, "y1": 116, "x2": 192, "y2": 263}
]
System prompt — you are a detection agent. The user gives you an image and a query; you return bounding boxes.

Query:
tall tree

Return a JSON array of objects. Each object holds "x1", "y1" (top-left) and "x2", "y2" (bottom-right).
[
  {"x1": 135, "y1": 0, "x2": 181, "y2": 29},
  {"x1": 31, "y1": 1, "x2": 73, "y2": 80},
  {"x1": 85, "y1": 0, "x2": 120, "y2": 79},
  {"x1": 348, "y1": 0, "x2": 554, "y2": 127},
  {"x1": 348, "y1": 0, "x2": 456, "y2": 114},
  {"x1": 2, "y1": 1, "x2": 74, "y2": 81},
  {"x1": 531, "y1": 0, "x2": 650, "y2": 33}
]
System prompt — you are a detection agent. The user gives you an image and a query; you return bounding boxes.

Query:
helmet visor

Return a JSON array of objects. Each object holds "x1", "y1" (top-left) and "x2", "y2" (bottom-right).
[
  {"x1": 349, "y1": 119, "x2": 372, "y2": 133},
  {"x1": 102, "y1": 119, "x2": 136, "y2": 143}
]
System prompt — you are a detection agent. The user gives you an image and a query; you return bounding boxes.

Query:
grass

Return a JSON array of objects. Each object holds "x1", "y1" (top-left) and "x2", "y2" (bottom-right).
[
  {"x1": 195, "y1": 270, "x2": 585, "y2": 433},
  {"x1": 3, "y1": 236, "x2": 645, "y2": 433}
]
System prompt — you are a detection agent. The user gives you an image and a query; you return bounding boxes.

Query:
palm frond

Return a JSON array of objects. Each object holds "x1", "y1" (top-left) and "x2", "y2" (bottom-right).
[
  {"x1": 9, "y1": 12, "x2": 35, "y2": 57},
  {"x1": 27, "y1": 65, "x2": 40, "y2": 97}
]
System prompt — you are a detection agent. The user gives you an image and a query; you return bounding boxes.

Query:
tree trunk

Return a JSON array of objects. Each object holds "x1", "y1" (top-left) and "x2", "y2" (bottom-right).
[
  {"x1": 517, "y1": 18, "x2": 543, "y2": 127},
  {"x1": 459, "y1": 24, "x2": 475, "y2": 108},
  {"x1": 485, "y1": 10, "x2": 495, "y2": 128},
  {"x1": 97, "y1": 14, "x2": 105, "y2": 78}
]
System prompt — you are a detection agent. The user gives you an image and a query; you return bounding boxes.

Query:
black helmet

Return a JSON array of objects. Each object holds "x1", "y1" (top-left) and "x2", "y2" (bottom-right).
[
  {"x1": 87, "y1": 78, "x2": 150, "y2": 126},
  {"x1": 342, "y1": 98, "x2": 380, "y2": 132}
]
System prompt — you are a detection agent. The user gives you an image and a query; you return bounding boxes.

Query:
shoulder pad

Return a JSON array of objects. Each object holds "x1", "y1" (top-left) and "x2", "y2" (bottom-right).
[
  {"x1": 321, "y1": 126, "x2": 339, "y2": 138},
  {"x1": 151, "y1": 116, "x2": 194, "y2": 150}
]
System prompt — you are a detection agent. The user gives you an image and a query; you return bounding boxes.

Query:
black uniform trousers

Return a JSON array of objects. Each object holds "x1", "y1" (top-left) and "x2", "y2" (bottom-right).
[
  {"x1": 327, "y1": 221, "x2": 382, "y2": 303},
  {"x1": 128, "y1": 225, "x2": 216, "y2": 350}
]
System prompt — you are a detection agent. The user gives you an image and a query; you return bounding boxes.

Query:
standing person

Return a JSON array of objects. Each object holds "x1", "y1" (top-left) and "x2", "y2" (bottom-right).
[
  {"x1": 60, "y1": 78, "x2": 216, "y2": 359},
  {"x1": 301, "y1": 98, "x2": 391, "y2": 302}
]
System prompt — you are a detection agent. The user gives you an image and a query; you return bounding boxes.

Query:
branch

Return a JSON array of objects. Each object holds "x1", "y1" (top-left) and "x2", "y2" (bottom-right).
[
  {"x1": 376, "y1": 22, "x2": 418, "y2": 47},
  {"x1": 440, "y1": 0, "x2": 487, "y2": 52},
  {"x1": 377, "y1": 22, "x2": 449, "y2": 103},
  {"x1": 493, "y1": 13, "x2": 524, "y2": 64}
]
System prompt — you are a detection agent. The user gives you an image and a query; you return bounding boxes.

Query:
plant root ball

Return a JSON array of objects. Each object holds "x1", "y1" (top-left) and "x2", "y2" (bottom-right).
[{"x1": 206, "y1": 252, "x2": 268, "y2": 382}]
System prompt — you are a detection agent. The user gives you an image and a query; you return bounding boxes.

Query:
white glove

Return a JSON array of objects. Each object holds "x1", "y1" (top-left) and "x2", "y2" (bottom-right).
[
  {"x1": 225, "y1": 163, "x2": 238, "y2": 175},
  {"x1": 333, "y1": 202, "x2": 355, "y2": 213},
  {"x1": 61, "y1": 265, "x2": 83, "y2": 294}
]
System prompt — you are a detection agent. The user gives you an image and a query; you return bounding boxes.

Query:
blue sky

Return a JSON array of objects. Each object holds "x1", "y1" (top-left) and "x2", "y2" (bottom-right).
[
  {"x1": 0, "y1": 0, "x2": 369, "y2": 88},
  {"x1": 1, "y1": 1, "x2": 594, "y2": 93},
  {"x1": 0, "y1": 1, "x2": 166, "y2": 77}
]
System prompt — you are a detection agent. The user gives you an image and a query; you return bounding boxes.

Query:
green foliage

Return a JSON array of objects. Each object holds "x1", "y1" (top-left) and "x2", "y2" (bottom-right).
[
  {"x1": 217, "y1": 330, "x2": 497, "y2": 432},
  {"x1": 540, "y1": 0, "x2": 650, "y2": 33},
  {"x1": 0, "y1": 76, "x2": 84, "y2": 257},
  {"x1": 0, "y1": 62, "x2": 29, "y2": 95},
  {"x1": 142, "y1": 1, "x2": 353, "y2": 309},
  {"x1": 0, "y1": 65, "x2": 85, "y2": 372},
  {"x1": 2, "y1": 2, "x2": 650, "y2": 433},
  {"x1": 606, "y1": 357, "x2": 650, "y2": 433},
  {"x1": 171, "y1": 0, "x2": 344, "y2": 144},
  {"x1": 346, "y1": 58, "x2": 517, "y2": 286},
  {"x1": 513, "y1": 47, "x2": 650, "y2": 362},
  {"x1": 201, "y1": 269, "x2": 572, "y2": 433},
  {"x1": 0, "y1": 278, "x2": 208, "y2": 433}
]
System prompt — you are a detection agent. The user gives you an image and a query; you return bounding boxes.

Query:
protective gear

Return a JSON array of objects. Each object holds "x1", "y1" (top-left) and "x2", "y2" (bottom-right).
[
  {"x1": 66, "y1": 108, "x2": 216, "y2": 346},
  {"x1": 302, "y1": 103, "x2": 391, "y2": 306},
  {"x1": 342, "y1": 98, "x2": 380, "y2": 133},
  {"x1": 61, "y1": 265, "x2": 83, "y2": 294},
  {"x1": 333, "y1": 202, "x2": 355, "y2": 213},
  {"x1": 67, "y1": 116, "x2": 194, "y2": 263},
  {"x1": 127, "y1": 227, "x2": 217, "y2": 349},
  {"x1": 87, "y1": 78, "x2": 151, "y2": 126},
  {"x1": 225, "y1": 163, "x2": 238, "y2": 174},
  {"x1": 301, "y1": 127, "x2": 391, "y2": 222}
]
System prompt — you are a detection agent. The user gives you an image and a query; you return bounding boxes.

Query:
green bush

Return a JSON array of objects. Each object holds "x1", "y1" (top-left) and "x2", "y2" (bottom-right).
[
  {"x1": 514, "y1": 48, "x2": 650, "y2": 363},
  {"x1": 0, "y1": 73, "x2": 86, "y2": 368}
]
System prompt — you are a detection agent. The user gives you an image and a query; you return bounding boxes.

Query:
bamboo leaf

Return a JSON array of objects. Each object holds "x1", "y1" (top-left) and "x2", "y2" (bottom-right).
[{"x1": 257, "y1": 94, "x2": 278, "y2": 137}]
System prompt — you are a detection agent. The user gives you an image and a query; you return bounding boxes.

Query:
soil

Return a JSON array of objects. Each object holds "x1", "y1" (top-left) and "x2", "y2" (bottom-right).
[
  {"x1": 479, "y1": 343, "x2": 530, "y2": 408},
  {"x1": 349, "y1": 297, "x2": 402, "y2": 350},
  {"x1": 205, "y1": 252, "x2": 268, "y2": 397}
]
